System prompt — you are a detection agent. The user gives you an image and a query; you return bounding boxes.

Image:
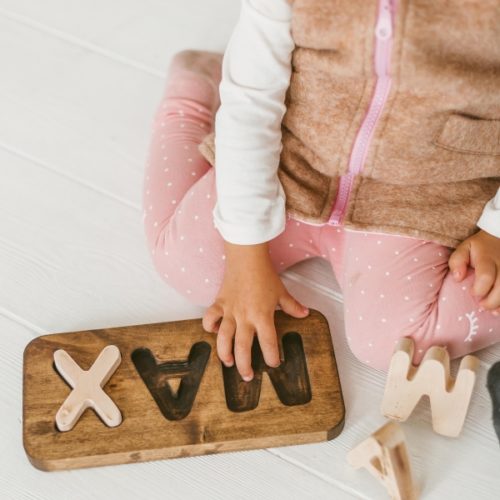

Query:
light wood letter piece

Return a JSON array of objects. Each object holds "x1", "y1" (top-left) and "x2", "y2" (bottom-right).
[
  {"x1": 347, "y1": 421, "x2": 417, "y2": 500},
  {"x1": 54, "y1": 345, "x2": 122, "y2": 431},
  {"x1": 381, "y1": 338, "x2": 479, "y2": 437}
]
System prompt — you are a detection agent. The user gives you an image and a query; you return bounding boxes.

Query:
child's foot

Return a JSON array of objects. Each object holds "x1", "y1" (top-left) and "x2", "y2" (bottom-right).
[{"x1": 167, "y1": 49, "x2": 223, "y2": 109}]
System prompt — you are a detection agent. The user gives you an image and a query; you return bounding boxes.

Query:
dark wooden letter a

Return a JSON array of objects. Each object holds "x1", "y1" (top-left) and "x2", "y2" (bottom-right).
[{"x1": 131, "y1": 342, "x2": 211, "y2": 421}]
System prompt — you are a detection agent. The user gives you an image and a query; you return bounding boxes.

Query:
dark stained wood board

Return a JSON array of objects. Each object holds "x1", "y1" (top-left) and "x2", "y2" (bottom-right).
[{"x1": 23, "y1": 308, "x2": 345, "y2": 471}]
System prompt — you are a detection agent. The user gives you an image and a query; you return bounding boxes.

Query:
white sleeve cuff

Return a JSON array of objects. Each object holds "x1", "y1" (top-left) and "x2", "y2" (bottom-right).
[
  {"x1": 476, "y1": 189, "x2": 500, "y2": 238},
  {"x1": 212, "y1": 184, "x2": 287, "y2": 245}
]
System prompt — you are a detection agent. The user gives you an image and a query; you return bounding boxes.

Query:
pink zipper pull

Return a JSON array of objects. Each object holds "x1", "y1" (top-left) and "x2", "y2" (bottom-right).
[
  {"x1": 329, "y1": 210, "x2": 342, "y2": 225},
  {"x1": 375, "y1": 0, "x2": 393, "y2": 40}
]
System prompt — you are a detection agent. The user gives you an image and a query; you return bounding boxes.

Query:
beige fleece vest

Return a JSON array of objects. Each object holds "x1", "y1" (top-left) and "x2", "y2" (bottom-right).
[{"x1": 198, "y1": 0, "x2": 500, "y2": 249}]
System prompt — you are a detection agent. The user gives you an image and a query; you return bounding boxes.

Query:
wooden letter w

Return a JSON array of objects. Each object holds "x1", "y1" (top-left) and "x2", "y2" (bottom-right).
[{"x1": 381, "y1": 338, "x2": 479, "y2": 437}]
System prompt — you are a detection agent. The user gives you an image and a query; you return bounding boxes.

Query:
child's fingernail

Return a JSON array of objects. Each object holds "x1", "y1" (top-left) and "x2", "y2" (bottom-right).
[
  {"x1": 453, "y1": 270, "x2": 460, "y2": 279},
  {"x1": 493, "y1": 310, "x2": 499, "y2": 316},
  {"x1": 243, "y1": 374, "x2": 253, "y2": 381}
]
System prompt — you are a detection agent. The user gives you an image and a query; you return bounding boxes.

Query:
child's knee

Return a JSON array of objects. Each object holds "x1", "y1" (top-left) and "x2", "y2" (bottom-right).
[
  {"x1": 344, "y1": 313, "x2": 442, "y2": 371},
  {"x1": 142, "y1": 213, "x2": 164, "y2": 256},
  {"x1": 150, "y1": 246, "x2": 222, "y2": 307},
  {"x1": 344, "y1": 314, "x2": 408, "y2": 371},
  {"x1": 346, "y1": 339, "x2": 392, "y2": 371},
  {"x1": 154, "y1": 257, "x2": 219, "y2": 307}
]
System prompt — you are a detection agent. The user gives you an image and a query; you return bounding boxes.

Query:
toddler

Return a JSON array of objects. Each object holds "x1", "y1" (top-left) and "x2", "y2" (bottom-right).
[{"x1": 142, "y1": 0, "x2": 500, "y2": 381}]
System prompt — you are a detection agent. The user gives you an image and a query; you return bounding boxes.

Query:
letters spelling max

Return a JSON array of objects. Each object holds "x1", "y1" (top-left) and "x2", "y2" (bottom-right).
[{"x1": 53, "y1": 331, "x2": 313, "y2": 430}]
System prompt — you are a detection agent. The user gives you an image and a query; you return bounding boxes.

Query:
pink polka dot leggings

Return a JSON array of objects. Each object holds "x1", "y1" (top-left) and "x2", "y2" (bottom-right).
[{"x1": 142, "y1": 67, "x2": 500, "y2": 372}]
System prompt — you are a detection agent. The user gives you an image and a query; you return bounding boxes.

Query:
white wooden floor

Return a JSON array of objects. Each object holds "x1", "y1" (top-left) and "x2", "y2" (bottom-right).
[{"x1": 1, "y1": 1, "x2": 499, "y2": 498}]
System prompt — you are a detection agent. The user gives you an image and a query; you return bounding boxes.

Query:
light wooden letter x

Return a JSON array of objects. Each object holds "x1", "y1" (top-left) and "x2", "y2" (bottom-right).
[{"x1": 54, "y1": 345, "x2": 122, "y2": 432}]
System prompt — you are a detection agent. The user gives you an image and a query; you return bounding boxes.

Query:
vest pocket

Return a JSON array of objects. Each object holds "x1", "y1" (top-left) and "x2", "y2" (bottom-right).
[{"x1": 434, "y1": 113, "x2": 500, "y2": 156}]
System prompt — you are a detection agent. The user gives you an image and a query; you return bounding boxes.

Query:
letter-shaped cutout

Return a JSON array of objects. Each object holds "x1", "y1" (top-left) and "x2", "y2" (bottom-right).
[
  {"x1": 53, "y1": 345, "x2": 122, "y2": 432},
  {"x1": 222, "y1": 331, "x2": 312, "y2": 412},
  {"x1": 347, "y1": 421, "x2": 418, "y2": 500},
  {"x1": 381, "y1": 338, "x2": 480, "y2": 437},
  {"x1": 131, "y1": 341, "x2": 211, "y2": 421}
]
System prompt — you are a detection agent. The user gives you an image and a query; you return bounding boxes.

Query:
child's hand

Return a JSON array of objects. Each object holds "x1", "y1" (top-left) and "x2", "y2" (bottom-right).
[
  {"x1": 201, "y1": 241, "x2": 309, "y2": 381},
  {"x1": 448, "y1": 229, "x2": 500, "y2": 315}
]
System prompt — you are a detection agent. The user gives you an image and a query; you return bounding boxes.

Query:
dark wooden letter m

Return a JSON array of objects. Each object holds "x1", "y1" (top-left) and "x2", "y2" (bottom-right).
[{"x1": 223, "y1": 331, "x2": 312, "y2": 412}]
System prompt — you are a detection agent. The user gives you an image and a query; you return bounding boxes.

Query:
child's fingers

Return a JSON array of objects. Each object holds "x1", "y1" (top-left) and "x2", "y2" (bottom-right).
[
  {"x1": 479, "y1": 266, "x2": 500, "y2": 312},
  {"x1": 234, "y1": 323, "x2": 255, "y2": 382},
  {"x1": 277, "y1": 292, "x2": 309, "y2": 318},
  {"x1": 472, "y1": 259, "x2": 497, "y2": 300},
  {"x1": 448, "y1": 242, "x2": 470, "y2": 281},
  {"x1": 255, "y1": 317, "x2": 281, "y2": 368},
  {"x1": 216, "y1": 315, "x2": 236, "y2": 367},
  {"x1": 201, "y1": 302, "x2": 223, "y2": 333}
]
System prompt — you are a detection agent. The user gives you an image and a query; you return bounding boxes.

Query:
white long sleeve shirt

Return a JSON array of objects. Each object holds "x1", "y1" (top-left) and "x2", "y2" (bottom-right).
[
  {"x1": 212, "y1": 0, "x2": 500, "y2": 244},
  {"x1": 477, "y1": 188, "x2": 500, "y2": 238}
]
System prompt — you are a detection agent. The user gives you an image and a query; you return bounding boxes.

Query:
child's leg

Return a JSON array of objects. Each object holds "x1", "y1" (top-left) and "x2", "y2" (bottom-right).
[
  {"x1": 142, "y1": 52, "x2": 223, "y2": 304},
  {"x1": 338, "y1": 229, "x2": 500, "y2": 371},
  {"x1": 142, "y1": 52, "x2": 323, "y2": 307}
]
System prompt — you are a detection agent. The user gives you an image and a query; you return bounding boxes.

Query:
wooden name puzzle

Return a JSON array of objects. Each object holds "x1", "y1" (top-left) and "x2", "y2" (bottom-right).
[
  {"x1": 381, "y1": 338, "x2": 480, "y2": 437},
  {"x1": 347, "y1": 421, "x2": 418, "y2": 500},
  {"x1": 23, "y1": 308, "x2": 345, "y2": 471}
]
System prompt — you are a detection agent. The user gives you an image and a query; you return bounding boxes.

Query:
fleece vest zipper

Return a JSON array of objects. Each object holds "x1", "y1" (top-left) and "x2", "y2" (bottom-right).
[{"x1": 328, "y1": 0, "x2": 396, "y2": 226}]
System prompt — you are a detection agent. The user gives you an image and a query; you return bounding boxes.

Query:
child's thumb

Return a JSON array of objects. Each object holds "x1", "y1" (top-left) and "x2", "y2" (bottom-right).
[
  {"x1": 448, "y1": 243, "x2": 470, "y2": 282},
  {"x1": 278, "y1": 293, "x2": 309, "y2": 318}
]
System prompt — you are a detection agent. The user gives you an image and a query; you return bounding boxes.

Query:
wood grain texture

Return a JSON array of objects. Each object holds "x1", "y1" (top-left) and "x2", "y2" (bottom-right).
[
  {"x1": 347, "y1": 421, "x2": 418, "y2": 500},
  {"x1": 23, "y1": 309, "x2": 345, "y2": 471},
  {"x1": 53, "y1": 345, "x2": 123, "y2": 431},
  {"x1": 381, "y1": 338, "x2": 480, "y2": 437},
  {"x1": 1, "y1": 0, "x2": 499, "y2": 497},
  {"x1": 3, "y1": 319, "x2": 352, "y2": 500}
]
